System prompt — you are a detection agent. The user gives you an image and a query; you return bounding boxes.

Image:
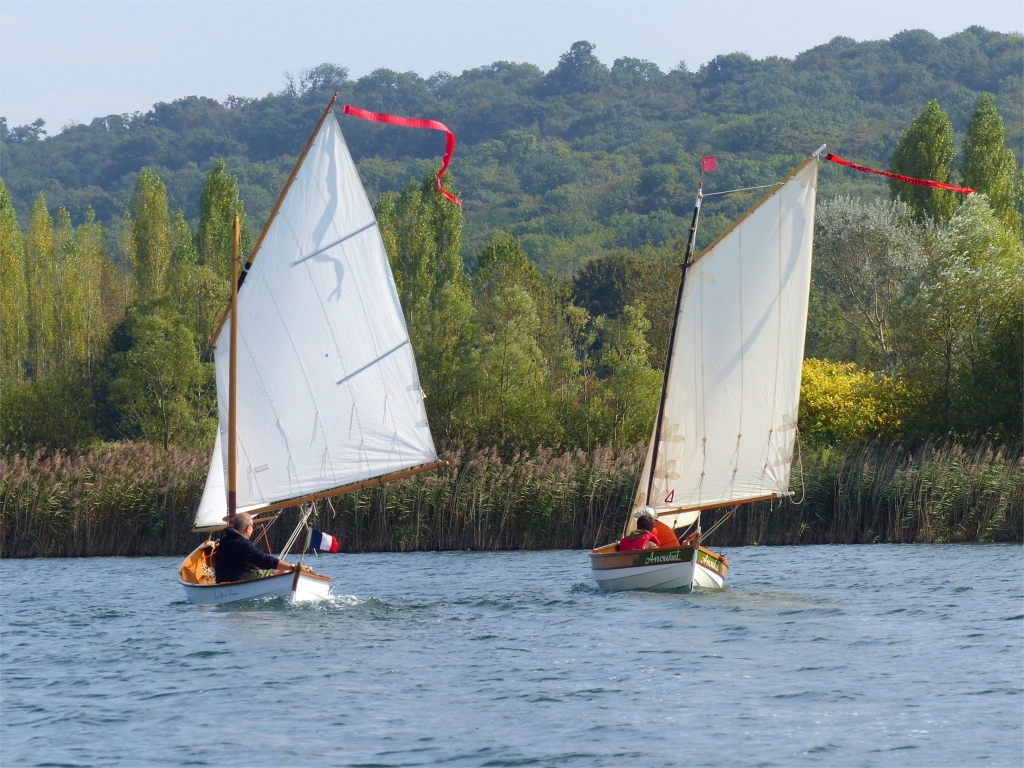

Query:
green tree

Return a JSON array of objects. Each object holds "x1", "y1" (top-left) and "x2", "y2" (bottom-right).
[
  {"x1": 75, "y1": 210, "x2": 124, "y2": 375},
  {"x1": 474, "y1": 233, "x2": 553, "y2": 448},
  {"x1": 0, "y1": 179, "x2": 28, "y2": 380},
  {"x1": 961, "y1": 93, "x2": 1022, "y2": 235},
  {"x1": 598, "y1": 302, "x2": 661, "y2": 448},
  {"x1": 376, "y1": 171, "x2": 478, "y2": 442},
  {"x1": 167, "y1": 207, "x2": 226, "y2": 352},
  {"x1": 195, "y1": 159, "x2": 252, "y2": 280},
  {"x1": 24, "y1": 193, "x2": 55, "y2": 378},
  {"x1": 814, "y1": 196, "x2": 925, "y2": 372},
  {"x1": 109, "y1": 308, "x2": 216, "y2": 449},
  {"x1": 899, "y1": 195, "x2": 1024, "y2": 436},
  {"x1": 0, "y1": 374, "x2": 97, "y2": 451},
  {"x1": 889, "y1": 100, "x2": 958, "y2": 221},
  {"x1": 125, "y1": 168, "x2": 171, "y2": 303}
]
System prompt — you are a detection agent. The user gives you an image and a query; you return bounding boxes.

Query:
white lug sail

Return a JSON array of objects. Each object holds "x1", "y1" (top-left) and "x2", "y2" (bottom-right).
[
  {"x1": 193, "y1": 111, "x2": 436, "y2": 530},
  {"x1": 635, "y1": 157, "x2": 818, "y2": 520}
]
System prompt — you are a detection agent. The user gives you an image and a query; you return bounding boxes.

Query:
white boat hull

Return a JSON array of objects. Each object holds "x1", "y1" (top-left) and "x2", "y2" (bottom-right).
[
  {"x1": 589, "y1": 544, "x2": 729, "y2": 592},
  {"x1": 592, "y1": 558, "x2": 697, "y2": 591},
  {"x1": 178, "y1": 541, "x2": 332, "y2": 605},
  {"x1": 180, "y1": 572, "x2": 332, "y2": 605}
]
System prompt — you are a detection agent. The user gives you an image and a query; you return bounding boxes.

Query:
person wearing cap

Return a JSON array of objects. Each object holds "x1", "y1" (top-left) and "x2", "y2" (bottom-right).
[
  {"x1": 215, "y1": 512, "x2": 303, "y2": 583},
  {"x1": 619, "y1": 508, "x2": 661, "y2": 551}
]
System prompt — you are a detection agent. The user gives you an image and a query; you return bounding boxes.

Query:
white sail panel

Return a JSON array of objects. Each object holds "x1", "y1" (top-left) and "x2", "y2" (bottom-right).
[
  {"x1": 194, "y1": 430, "x2": 227, "y2": 529},
  {"x1": 634, "y1": 158, "x2": 818, "y2": 517},
  {"x1": 202, "y1": 111, "x2": 436, "y2": 520}
]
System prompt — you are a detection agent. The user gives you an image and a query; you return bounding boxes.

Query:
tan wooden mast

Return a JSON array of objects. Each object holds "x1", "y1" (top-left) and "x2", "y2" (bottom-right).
[{"x1": 227, "y1": 215, "x2": 240, "y2": 519}]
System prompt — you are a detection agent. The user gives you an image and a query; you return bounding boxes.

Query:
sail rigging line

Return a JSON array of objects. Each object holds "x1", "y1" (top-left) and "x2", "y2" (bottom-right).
[
  {"x1": 824, "y1": 153, "x2": 975, "y2": 194},
  {"x1": 702, "y1": 182, "x2": 781, "y2": 198},
  {"x1": 646, "y1": 182, "x2": 704, "y2": 507},
  {"x1": 700, "y1": 507, "x2": 736, "y2": 542},
  {"x1": 341, "y1": 105, "x2": 462, "y2": 207},
  {"x1": 210, "y1": 93, "x2": 340, "y2": 347},
  {"x1": 686, "y1": 155, "x2": 818, "y2": 272}
]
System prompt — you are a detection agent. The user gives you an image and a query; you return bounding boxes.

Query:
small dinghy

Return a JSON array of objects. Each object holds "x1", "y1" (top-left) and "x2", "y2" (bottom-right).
[
  {"x1": 590, "y1": 150, "x2": 822, "y2": 592},
  {"x1": 179, "y1": 95, "x2": 448, "y2": 604}
]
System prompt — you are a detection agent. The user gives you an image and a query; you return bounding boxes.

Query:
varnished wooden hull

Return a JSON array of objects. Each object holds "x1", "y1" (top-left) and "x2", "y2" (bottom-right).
[{"x1": 589, "y1": 544, "x2": 729, "y2": 592}]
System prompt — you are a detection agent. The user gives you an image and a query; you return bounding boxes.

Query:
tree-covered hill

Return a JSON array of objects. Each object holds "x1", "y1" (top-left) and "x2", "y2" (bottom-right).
[{"x1": 2, "y1": 26, "x2": 1021, "y2": 273}]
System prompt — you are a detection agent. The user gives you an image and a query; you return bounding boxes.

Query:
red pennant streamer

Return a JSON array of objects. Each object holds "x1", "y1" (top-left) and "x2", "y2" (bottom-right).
[
  {"x1": 825, "y1": 153, "x2": 974, "y2": 195},
  {"x1": 342, "y1": 104, "x2": 461, "y2": 206}
]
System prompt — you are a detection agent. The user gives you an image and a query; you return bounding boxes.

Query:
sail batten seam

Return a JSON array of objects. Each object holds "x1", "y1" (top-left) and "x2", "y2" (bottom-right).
[{"x1": 291, "y1": 221, "x2": 376, "y2": 267}]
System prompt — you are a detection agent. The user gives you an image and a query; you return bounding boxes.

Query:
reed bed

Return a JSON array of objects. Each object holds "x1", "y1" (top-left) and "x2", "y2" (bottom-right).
[
  {"x1": 704, "y1": 440, "x2": 1023, "y2": 546},
  {"x1": 1, "y1": 439, "x2": 1020, "y2": 558}
]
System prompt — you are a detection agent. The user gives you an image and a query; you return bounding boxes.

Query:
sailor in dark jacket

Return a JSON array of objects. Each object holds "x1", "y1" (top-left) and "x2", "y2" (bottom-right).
[{"x1": 215, "y1": 512, "x2": 297, "y2": 583}]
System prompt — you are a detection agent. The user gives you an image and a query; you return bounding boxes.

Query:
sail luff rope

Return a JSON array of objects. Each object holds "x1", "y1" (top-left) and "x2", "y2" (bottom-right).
[
  {"x1": 646, "y1": 183, "x2": 704, "y2": 508},
  {"x1": 702, "y1": 183, "x2": 780, "y2": 198}
]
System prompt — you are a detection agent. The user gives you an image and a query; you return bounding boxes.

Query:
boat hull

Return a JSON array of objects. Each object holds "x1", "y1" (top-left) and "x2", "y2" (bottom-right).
[
  {"x1": 180, "y1": 572, "x2": 332, "y2": 604},
  {"x1": 589, "y1": 544, "x2": 728, "y2": 592},
  {"x1": 178, "y1": 540, "x2": 332, "y2": 605}
]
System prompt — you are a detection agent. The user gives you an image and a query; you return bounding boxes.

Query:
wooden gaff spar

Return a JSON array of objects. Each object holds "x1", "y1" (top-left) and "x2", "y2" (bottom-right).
[
  {"x1": 590, "y1": 149, "x2": 824, "y2": 591},
  {"x1": 179, "y1": 95, "x2": 448, "y2": 604}
]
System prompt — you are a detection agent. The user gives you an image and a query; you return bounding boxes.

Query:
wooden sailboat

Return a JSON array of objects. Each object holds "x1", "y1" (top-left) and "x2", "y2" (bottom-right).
[
  {"x1": 590, "y1": 149, "x2": 823, "y2": 591},
  {"x1": 179, "y1": 96, "x2": 446, "y2": 604}
]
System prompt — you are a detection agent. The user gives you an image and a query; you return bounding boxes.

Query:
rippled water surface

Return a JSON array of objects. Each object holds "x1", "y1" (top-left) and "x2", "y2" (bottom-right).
[{"x1": 2, "y1": 545, "x2": 1022, "y2": 767}]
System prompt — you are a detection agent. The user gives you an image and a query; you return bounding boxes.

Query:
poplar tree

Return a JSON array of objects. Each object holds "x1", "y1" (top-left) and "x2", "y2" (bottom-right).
[
  {"x1": 75, "y1": 210, "x2": 122, "y2": 375},
  {"x1": 24, "y1": 193, "x2": 56, "y2": 378},
  {"x1": 888, "y1": 100, "x2": 957, "y2": 221},
  {"x1": 126, "y1": 168, "x2": 171, "y2": 304},
  {"x1": 52, "y1": 207, "x2": 87, "y2": 373},
  {"x1": 196, "y1": 159, "x2": 252, "y2": 280},
  {"x1": 961, "y1": 93, "x2": 1022, "y2": 235},
  {"x1": 376, "y1": 171, "x2": 478, "y2": 442},
  {"x1": 0, "y1": 180, "x2": 28, "y2": 380}
]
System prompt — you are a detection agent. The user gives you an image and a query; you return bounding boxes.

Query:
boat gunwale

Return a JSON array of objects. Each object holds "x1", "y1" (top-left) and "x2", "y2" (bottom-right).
[{"x1": 177, "y1": 571, "x2": 333, "y2": 589}]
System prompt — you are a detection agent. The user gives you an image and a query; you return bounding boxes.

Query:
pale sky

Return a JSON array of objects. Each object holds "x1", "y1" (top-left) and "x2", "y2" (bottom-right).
[{"x1": 1, "y1": 1, "x2": 1021, "y2": 132}]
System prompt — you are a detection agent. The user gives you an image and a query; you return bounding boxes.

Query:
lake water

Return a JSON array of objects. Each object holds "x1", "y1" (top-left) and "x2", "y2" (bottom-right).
[{"x1": 1, "y1": 545, "x2": 1021, "y2": 767}]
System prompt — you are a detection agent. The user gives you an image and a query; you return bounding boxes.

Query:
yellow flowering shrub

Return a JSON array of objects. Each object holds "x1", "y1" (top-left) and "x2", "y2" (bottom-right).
[{"x1": 799, "y1": 359, "x2": 912, "y2": 442}]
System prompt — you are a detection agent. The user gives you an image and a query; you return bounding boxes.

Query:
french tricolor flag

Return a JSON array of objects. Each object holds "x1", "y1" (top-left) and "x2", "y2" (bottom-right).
[{"x1": 309, "y1": 529, "x2": 340, "y2": 553}]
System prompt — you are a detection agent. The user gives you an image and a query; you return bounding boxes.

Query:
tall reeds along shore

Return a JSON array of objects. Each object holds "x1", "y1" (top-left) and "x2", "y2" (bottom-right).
[{"x1": 1, "y1": 440, "x2": 1020, "y2": 558}]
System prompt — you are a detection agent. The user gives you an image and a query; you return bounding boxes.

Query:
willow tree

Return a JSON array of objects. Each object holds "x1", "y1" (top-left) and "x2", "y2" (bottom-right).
[
  {"x1": 889, "y1": 100, "x2": 957, "y2": 222},
  {"x1": 0, "y1": 180, "x2": 28, "y2": 379},
  {"x1": 961, "y1": 93, "x2": 1022, "y2": 235}
]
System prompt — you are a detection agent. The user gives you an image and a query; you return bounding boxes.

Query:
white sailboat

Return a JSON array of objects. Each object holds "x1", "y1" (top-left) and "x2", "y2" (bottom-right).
[
  {"x1": 179, "y1": 96, "x2": 446, "y2": 604},
  {"x1": 590, "y1": 149, "x2": 823, "y2": 591}
]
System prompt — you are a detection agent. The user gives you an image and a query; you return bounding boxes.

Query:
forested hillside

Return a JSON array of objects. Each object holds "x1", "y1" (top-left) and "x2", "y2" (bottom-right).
[
  {"x1": 1, "y1": 27, "x2": 1021, "y2": 555},
  {"x1": 2, "y1": 27, "x2": 1021, "y2": 271}
]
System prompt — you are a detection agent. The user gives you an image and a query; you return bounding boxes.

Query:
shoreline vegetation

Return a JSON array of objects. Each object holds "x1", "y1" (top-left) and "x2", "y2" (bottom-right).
[{"x1": 2, "y1": 439, "x2": 1019, "y2": 559}]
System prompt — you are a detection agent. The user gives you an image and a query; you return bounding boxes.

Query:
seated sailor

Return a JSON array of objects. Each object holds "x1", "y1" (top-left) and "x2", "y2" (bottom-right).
[
  {"x1": 619, "y1": 508, "x2": 661, "y2": 551},
  {"x1": 215, "y1": 512, "x2": 299, "y2": 583}
]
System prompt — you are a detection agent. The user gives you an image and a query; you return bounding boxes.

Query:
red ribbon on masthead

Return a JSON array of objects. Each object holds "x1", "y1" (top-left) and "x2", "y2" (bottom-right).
[
  {"x1": 342, "y1": 105, "x2": 461, "y2": 207},
  {"x1": 824, "y1": 153, "x2": 974, "y2": 195}
]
